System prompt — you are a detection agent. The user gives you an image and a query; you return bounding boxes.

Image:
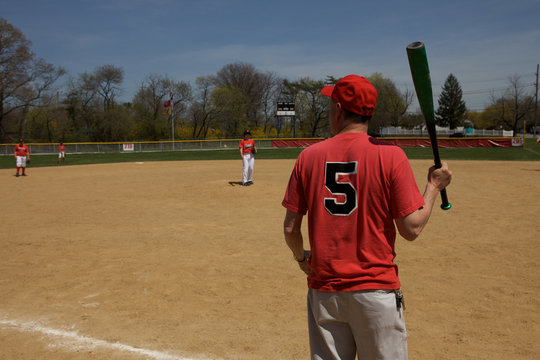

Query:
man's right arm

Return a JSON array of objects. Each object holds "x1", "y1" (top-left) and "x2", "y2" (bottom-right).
[
  {"x1": 283, "y1": 209, "x2": 311, "y2": 275},
  {"x1": 395, "y1": 162, "x2": 452, "y2": 241}
]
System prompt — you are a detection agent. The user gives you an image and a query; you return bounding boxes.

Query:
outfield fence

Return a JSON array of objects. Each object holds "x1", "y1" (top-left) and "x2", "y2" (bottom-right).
[
  {"x1": 381, "y1": 127, "x2": 515, "y2": 137},
  {"x1": 2, "y1": 134, "x2": 530, "y2": 156},
  {"x1": 0, "y1": 139, "x2": 281, "y2": 156}
]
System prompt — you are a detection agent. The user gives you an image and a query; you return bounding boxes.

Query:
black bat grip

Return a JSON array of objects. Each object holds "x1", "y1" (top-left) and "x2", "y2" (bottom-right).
[
  {"x1": 430, "y1": 136, "x2": 451, "y2": 210},
  {"x1": 440, "y1": 189, "x2": 451, "y2": 210},
  {"x1": 435, "y1": 162, "x2": 451, "y2": 210}
]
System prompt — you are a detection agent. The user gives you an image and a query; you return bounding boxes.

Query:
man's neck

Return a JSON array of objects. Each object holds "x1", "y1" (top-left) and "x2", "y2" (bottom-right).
[{"x1": 336, "y1": 121, "x2": 368, "y2": 134}]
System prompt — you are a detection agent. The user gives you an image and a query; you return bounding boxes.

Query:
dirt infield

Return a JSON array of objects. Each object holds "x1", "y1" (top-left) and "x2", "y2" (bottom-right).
[{"x1": 1, "y1": 159, "x2": 539, "y2": 360}]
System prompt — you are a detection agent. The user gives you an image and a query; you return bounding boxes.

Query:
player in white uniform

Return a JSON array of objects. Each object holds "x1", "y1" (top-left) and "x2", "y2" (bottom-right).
[
  {"x1": 58, "y1": 141, "x2": 66, "y2": 164},
  {"x1": 14, "y1": 138, "x2": 30, "y2": 177},
  {"x1": 239, "y1": 130, "x2": 256, "y2": 186}
]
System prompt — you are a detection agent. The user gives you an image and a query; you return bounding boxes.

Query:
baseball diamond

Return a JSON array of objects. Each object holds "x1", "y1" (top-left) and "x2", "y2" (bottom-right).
[{"x1": 0, "y1": 159, "x2": 539, "y2": 359}]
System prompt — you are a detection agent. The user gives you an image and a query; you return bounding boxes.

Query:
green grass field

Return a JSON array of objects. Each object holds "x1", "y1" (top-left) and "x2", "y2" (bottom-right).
[{"x1": 1, "y1": 138, "x2": 539, "y2": 169}]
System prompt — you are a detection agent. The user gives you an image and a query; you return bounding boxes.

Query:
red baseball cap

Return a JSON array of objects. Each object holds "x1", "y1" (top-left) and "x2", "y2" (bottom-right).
[{"x1": 321, "y1": 75, "x2": 377, "y2": 116}]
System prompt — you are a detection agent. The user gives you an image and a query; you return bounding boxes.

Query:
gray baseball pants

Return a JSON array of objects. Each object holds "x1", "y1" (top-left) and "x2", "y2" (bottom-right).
[{"x1": 308, "y1": 288, "x2": 408, "y2": 360}]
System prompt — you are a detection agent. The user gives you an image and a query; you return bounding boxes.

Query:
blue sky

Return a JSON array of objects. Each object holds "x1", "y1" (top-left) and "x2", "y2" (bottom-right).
[{"x1": 2, "y1": 0, "x2": 539, "y2": 111}]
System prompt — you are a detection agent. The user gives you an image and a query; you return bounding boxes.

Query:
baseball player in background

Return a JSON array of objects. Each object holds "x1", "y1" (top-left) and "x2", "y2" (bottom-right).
[
  {"x1": 14, "y1": 138, "x2": 30, "y2": 177},
  {"x1": 282, "y1": 75, "x2": 452, "y2": 360},
  {"x1": 58, "y1": 141, "x2": 66, "y2": 164},
  {"x1": 239, "y1": 129, "x2": 256, "y2": 186}
]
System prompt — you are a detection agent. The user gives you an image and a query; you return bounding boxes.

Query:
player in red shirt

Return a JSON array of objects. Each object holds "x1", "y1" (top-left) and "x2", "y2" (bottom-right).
[
  {"x1": 282, "y1": 75, "x2": 452, "y2": 360},
  {"x1": 239, "y1": 129, "x2": 256, "y2": 186},
  {"x1": 14, "y1": 138, "x2": 30, "y2": 177},
  {"x1": 58, "y1": 141, "x2": 66, "y2": 164}
]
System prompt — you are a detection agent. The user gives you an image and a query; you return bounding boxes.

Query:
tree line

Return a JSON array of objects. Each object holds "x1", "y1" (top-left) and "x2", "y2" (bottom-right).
[{"x1": 1, "y1": 18, "x2": 537, "y2": 143}]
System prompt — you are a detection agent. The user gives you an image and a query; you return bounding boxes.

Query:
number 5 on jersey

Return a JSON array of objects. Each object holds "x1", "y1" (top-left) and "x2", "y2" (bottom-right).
[{"x1": 324, "y1": 162, "x2": 358, "y2": 216}]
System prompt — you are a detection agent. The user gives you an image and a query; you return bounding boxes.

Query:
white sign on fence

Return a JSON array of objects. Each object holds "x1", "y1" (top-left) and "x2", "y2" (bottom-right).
[
  {"x1": 123, "y1": 143, "x2": 134, "y2": 151},
  {"x1": 511, "y1": 138, "x2": 524, "y2": 147}
]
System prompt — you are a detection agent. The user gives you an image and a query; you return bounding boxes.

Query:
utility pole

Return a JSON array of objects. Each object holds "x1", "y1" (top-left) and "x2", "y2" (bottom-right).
[{"x1": 534, "y1": 64, "x2": 539, "y2": 136}]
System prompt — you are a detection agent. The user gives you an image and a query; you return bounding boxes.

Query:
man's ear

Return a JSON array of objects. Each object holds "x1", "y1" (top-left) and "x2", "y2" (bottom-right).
[{"x1": 336, "y1": 102, "x2": 344, "y2": 117}]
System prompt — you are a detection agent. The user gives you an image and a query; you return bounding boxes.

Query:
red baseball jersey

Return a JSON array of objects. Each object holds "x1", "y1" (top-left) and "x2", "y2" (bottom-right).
[
  {"x1": 282, "y1": 132, "x2": 424, "y2": 292},
  {"x1": 239, "y1": 139, "x2": 255, "y2": 154},
  {"x1": 58, "y1": 145, "x2": 65, "y2": 152},
  {"x1": 14, "y1": 145, "x2": 29, "y2": 156}
]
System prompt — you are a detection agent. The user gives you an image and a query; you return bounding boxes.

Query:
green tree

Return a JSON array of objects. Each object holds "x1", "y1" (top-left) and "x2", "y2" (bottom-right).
[
  {"x1": 366, "y1": 73, "x2": 412, "y2": 134},
  {"x1": 436, "y1": 74, "x2": 467, "y2": 129},
  {"x1": 282, "y1": 77, "x2": 328, "y2": 137},
  {"x1": 26, "y1": 105, "x2": 71, "y2": 142},
  {"x1": 215, "y1": 62, "x2": 265, "y2": 129},
  {"x1": 211, "y1": 86, "x2": 248, "y2": 136},
  {"x1": 400, "y1": 113, "x2": 425, "y2": 130}
]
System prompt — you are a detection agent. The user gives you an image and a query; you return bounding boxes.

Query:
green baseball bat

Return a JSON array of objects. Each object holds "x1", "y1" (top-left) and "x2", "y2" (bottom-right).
[{"x1": 406, "y1": 41, "x2": 451, "y2": 210}]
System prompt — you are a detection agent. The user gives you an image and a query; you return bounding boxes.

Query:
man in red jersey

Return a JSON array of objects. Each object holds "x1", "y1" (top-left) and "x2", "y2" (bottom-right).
[
  {"x1": 239, "y1": 129, "x2": 256, "y2": 186},
  {"x1": 282, "y1": 75, "x2": 452, "y2": 360},
  {"x1": 14, "y1": 138, "x2": 31, "y2": 177}
]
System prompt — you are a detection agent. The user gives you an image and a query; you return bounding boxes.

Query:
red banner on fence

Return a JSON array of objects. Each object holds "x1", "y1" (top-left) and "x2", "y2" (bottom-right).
[
  {"x1": 379, "y1": 137, "x2": 522, "y2": 148},
  {"x1": 272, "y1": 139, "x2": 324, "y2": 148}
]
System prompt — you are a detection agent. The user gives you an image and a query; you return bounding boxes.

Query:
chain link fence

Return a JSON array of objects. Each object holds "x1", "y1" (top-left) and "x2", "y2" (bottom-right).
[{"x1": 1, "y1": 139, "x2": 276, "y2": 156}]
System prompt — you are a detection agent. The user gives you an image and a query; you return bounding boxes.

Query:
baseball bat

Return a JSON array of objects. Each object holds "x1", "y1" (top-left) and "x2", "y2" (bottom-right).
[{"x1": 406, "y1": 41, "x2": 451, "y2": 210}]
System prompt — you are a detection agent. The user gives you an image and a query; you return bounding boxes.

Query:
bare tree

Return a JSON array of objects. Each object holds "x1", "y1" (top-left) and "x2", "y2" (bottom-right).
[
  {"x1": 170, "y1": 79, "x2": 192, "y2": 134},
  {"x1": 487, "y1": 74, "x2": 534, "y2": 135},
  {"x1": 259, "y1": 72, "x2": 283, "y2": 134},
  {"x1": 0, "y1": 18, "x2": 65, "y2": 140},
  {"x1": 189, "y1": 76, "x2": 216, "y2": 138},
  {"x1": 132, "y1": 74, "x2": 173, "y2": 140},
  {"x1": 506, "y1": 74, "x2": 534, "y2": 136},
  {"x1": 65, "y1": 73, "x2": 100, "y2": 139},
  {"x1": 394, "y1": 88, "x2": 415, "y2": 125},
  {"x1": 94, "y1": 64, "x2": 124, "y2": 110}
]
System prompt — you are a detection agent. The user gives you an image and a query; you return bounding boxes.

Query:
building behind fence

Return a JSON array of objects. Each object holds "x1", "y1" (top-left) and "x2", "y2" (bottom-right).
[{"x1": 380, "y1": 126, "x2": 514, "y2": 137}]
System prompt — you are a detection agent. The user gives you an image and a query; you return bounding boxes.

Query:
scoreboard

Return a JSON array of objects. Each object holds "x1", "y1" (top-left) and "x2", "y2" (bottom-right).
[{"x1": 276, "y1": 102, "x2": 295, "y2": 116}]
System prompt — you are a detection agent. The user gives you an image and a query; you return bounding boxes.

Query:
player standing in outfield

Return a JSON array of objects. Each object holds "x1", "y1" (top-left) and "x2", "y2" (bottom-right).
[
  {"x1": 58, "y1": 141, "x2": 66, "y2": 164},
  {"x1": 282, "y1": 75, "x2": 452, "y2": 360},
  {"x1": 239, "y1": 129, "x2": 256, "y2": 186},
  {"x1": 14, "y1": 138, "x2": 30, "y2": 177}
]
